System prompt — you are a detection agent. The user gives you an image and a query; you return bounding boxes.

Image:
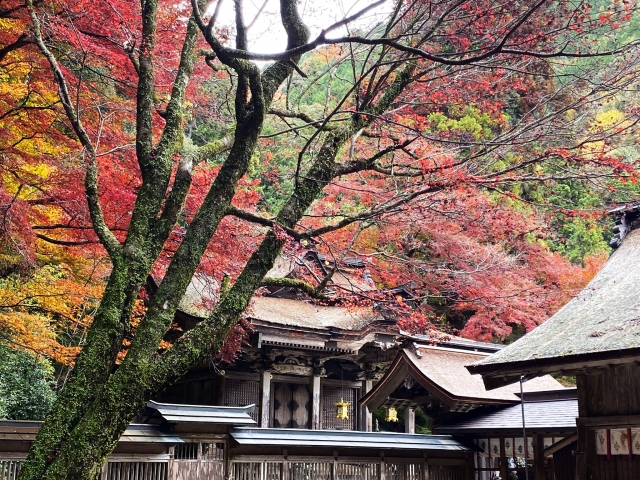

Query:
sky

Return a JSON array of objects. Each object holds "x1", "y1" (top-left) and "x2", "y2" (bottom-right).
[{"x1": 213, "y1": 0, "x2": 393, "y2": 55}]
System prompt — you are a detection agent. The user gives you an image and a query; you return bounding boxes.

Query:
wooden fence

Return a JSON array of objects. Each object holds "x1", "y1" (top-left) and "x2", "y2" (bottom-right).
[
  {"x1": 3, "y1": 449, "x2": 466, "y2": 480},
  {"x1": 0, "y1": 460, "x2": 22, "y2": 480},
  {"x1": 229, "y1": 459, "x2": 466, "y2": 480}
]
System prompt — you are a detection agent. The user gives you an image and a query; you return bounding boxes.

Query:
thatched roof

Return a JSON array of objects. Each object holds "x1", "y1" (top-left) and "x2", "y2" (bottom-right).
[
  {"x1": 360, "y1": 344, "x2": 563, "y2": 411},
  {"x1": 176, "y1": 273, "x2": 220, "y2": 318},
  {"x1": 470, "y1": 227, "x2": 640, "y2": 388},
  {"x1": 247, "y1": 296, "x2": 383, "y2": 331}
]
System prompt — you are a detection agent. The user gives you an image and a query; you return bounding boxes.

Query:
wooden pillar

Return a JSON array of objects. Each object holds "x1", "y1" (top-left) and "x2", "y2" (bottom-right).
[
  {"x1": 465, "y1": 452, "x2": 475, "y2": 480},
  {"x1": 260, "y1": 370, "x2": 271, "y2": 428},
  {"x1": 499, "y1": 437, "x2": 508, "y2": 480},
  {"x1": 311, "y1": 375, "x2": 322, "y2": 430},
  {"x1": 360, "y1": 379, "x2": 373, "y2": 432},
  {"x1": 100, "y1": 462, "x2": 108, "y2": 480},
  {"x1": 575, "y1": 423, "x2": 588, "y2": 480},
  {"x1": 404, "y1": 407, "x2": 415, "y2": 434},
  {"x1": 534, "y1": 433, "x2": 545, "y2": 480},
  {"x1": 167, "y1": 446, "x2": 176, "y2": 480}
]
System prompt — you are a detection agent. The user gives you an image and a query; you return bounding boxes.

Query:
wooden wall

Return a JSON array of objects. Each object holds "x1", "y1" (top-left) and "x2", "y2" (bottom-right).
[
  {"x1": 577, "y1": 364, "x2": 640, "y2": 417},
  {"x1": 576, "y1": 365, "x2": 640, "y2": 480}
]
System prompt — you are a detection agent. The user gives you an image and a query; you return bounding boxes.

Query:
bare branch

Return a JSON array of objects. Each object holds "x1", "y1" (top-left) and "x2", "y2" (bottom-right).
[{"x1": 35, "y1": 233, "x2": 98, "y2": 246}]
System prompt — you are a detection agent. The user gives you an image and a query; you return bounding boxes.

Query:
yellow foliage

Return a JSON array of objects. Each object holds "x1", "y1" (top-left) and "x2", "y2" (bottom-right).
[
  {"x1": 0, "y1": 261, "x2": 105, "y2": 365},
  {"x1": 594, "y1": 109, "x2": 626, "y2": 129}
]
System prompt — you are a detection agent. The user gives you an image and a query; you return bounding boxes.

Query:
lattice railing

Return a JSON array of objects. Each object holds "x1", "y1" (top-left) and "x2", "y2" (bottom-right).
[
  {"x1": 229, "y1": 460, "x2": 461, "y2": 480},
  {"x1": 321, "y1": 386, "x2": 357, "y2": 430},
  {"x1": 0, "y1": 460, "x2": 22, "y2": 480},
  {"x1": 224, "y1": 379, "x2": 260, "y2": 423},
  {"x1": 427, "y1": 464, "x2": 466, "y2": 480},
  {"x1": 106, "y1": 462, "x2": 168, "y2": 480}
]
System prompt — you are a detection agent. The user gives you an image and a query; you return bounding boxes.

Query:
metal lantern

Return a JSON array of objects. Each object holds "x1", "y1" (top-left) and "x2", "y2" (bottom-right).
[
  {"x1": 385, "y1": 407, "x2": 398, "y2": 422},
  {"x1": 335, "y1": 398, "x2": 350, "y2": 420}
]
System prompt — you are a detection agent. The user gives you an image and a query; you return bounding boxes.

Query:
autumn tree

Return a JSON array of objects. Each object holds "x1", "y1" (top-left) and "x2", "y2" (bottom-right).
[{"x1": 1, "y1": 0, "x2": 638, "y2": 477}]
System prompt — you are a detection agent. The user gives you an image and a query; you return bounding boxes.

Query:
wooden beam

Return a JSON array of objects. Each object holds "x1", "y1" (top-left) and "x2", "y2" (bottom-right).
[
  {"x1": 499, "y1": 437, "x2": 507, "y2": 480},
  {"x1": 260, "y1": 370, "x2": 271, "y2": 428},
  {"x1": 541, "y1": 433, "x2": 578, "y2": 458},
  {"x1": 404, "y1": 407, "x2": 415, "y2": 434},
  {"x1": 576, "y1": 415, "x2": 640, "y2": 427},
  {"x1": 575, "y1": 423, "x2": 588, "y2": 480},
  {"x1": 534, "y1": 433, "x2": 545, "y2": 480},
  {"x1": 360, "y1": 379, "x2": 373, "y2": 432},
  {"x1": 312, "y1": 375, "x2": 321, "y2": 430}
]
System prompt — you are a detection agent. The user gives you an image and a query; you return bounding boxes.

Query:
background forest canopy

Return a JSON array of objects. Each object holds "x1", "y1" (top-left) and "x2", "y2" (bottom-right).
[{"x1": 1, "y1": 0, "x2": 640, "y2": 475}]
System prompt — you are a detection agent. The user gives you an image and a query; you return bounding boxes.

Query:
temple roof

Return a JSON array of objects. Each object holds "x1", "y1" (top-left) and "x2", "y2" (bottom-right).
[
  {"x1": 230, "y1": 428, "x2": 474, "y2": 451},
  {"x1": 434, "y1": 397, "x2": 578, "y2": 435},
  {"x1": 469, "y1": 227, "x2": 640, "y2": 387},
  {"x1": 0, "y1": 421, "x2": 184, "y2": 444},
  {"x1": 146, "y1": 401, "x2": 257, "y2": 425},
  {"x1": 360, "y1": 344, "x2": 564, "y2": 411},
  {"x1": 248, "y1": 297, "x2": 383, "y2": 331}
]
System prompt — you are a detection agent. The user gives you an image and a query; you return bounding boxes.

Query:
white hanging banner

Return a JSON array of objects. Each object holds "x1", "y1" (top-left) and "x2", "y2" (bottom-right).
[
  {"x1": 632, "y1": 430, "x2": 640, "y2": 455},
  {"x1": 610, "y1": 429, "x2": 629, "y2": 456},
  {"x1": 489, "y1": 438, "x2": 501, "y2": 457},
  {"x1": 514, "y1": 437, "x2": 534, "y2": 459},
  {"x1": 595, "y1": 430, "x2": 608, "y2": 455},
  {"x1": 504, "y1": 438, "x2": 514, "y2": 457},
  {"x1": 477, "y1": 439, "x2": 489, "y2": 457},
  {"x1": 594, "y1": 428, "x2": 640, "y2": 456}
]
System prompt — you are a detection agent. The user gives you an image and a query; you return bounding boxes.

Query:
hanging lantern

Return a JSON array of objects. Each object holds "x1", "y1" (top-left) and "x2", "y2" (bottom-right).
[
  {"x1": 385, "y1": 407, "x2": 398, "y2": 422},
  {"x1": 335, "y1": 398, "x2": 350, "y2": 420}
]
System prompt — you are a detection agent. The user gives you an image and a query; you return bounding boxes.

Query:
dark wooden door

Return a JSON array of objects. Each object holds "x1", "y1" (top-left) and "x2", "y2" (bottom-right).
[
  {"x1": 272, "y1": 382, "x2": 311, "y2": 428},
  {"x1": 554, "y1": 441, "x2": 576, "y2": 480}
]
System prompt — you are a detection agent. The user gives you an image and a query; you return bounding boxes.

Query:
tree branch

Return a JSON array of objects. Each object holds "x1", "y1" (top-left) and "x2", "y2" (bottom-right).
[
  {"x1": 0, "y1": 33, "x2": 31, "y2": 62},
  {"x1": 35, "y1": 233, "x2": 98, "y2": 246},
  {"x1": 260, "y1": 277, "x2": 330, "y2": 299},
  {"x1": 185, "y1": 135, "x2": 235, "y2": 165},
  {"x1": 268, "y1": 108, "x2": 336, "y2": 130},
  {"x1": 226, "y1": 206, "x2": 299, "y2": 237},
  {"x1": 334, "y1": 139, "x2": 416, "y2": 176},
  {"x1": 27, "y1": 0, "x2": 121, "y2": 257}
]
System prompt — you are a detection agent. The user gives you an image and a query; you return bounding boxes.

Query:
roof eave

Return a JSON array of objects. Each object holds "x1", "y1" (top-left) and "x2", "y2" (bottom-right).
[
  {"x1": 470, "y1": 348, "x2": 640, "y2": 389},
  {"x1": 360, "y1": 350, "x2": 518, "y2": 411},
  {"x1": 434, "y1": 425, "x2": 577, "y2": 435}
]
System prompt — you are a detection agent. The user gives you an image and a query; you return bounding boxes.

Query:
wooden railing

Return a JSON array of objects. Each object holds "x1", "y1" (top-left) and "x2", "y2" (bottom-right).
[{"x1": 229, "y1": 458, "x2": 466, "y2": 480}]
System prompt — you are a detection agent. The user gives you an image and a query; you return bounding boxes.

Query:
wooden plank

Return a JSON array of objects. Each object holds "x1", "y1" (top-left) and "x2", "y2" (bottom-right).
[{"x1": 576, "y1": 374, "x2": 588, "y2": 418}]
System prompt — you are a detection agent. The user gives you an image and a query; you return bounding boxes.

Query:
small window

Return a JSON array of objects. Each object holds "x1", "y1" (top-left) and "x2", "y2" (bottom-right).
[
  {"x1": 201, "y1": 442, "x2": 224, "y2": 461},
  {"x1": 174, "y1": 442, "x2": 199, "y2": 460}
]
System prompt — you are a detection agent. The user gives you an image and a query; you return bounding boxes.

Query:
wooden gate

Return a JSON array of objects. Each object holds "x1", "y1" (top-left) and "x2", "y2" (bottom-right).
[{"x1": 173, "y1": 441, "x2": 225, "y2": 480}]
